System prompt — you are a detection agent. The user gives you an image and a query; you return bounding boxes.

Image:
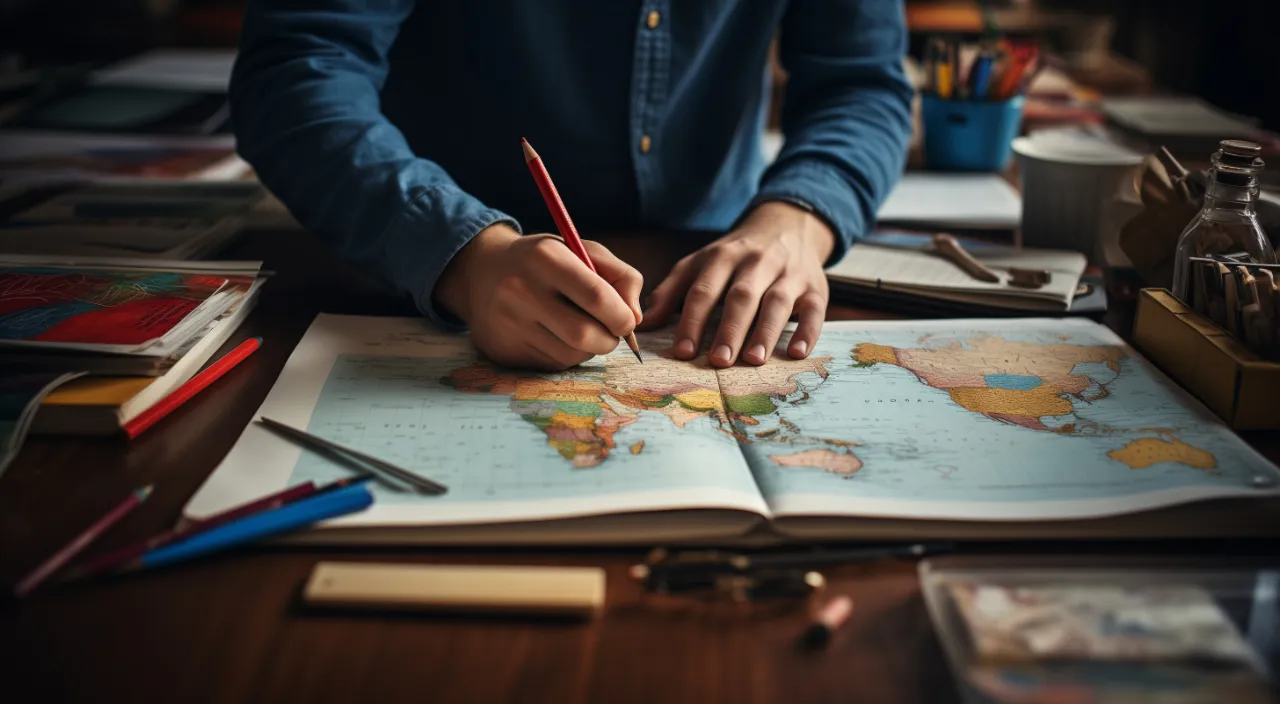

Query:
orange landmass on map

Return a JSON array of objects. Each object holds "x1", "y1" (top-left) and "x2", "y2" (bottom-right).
[
  {"x1": 442, "y1": 347, "x2": 834, "y2": 468},
  {"x1": 770, "y1": 448, "x2": 863, "y2": 476},
  {"x1": 947, "y1": 385, "x2": 1075, "y2": 430},
  {"x1": 1107, "y1": 435, "x2": 1217, "y2": 471},
  {"x1": 853, "y1": 337, "x2": 1124, "y2": 430}
]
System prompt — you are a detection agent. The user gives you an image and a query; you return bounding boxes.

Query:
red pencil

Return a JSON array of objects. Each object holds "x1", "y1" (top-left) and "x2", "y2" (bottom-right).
[
  {"x1": 14, "y1": 485, "x2": 153, "y2": 597},
  {"x1": 521, "y1": 138, "x2": 643, "y2": 364},
  {"x1": 65, "y1": 480, "x2": 318, "y2": 580},
  {"x1": 123, "y1": 336, "x2": 263, "y2": 439}
]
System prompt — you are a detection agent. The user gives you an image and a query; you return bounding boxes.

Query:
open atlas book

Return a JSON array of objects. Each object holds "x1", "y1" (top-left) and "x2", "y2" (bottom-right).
[{"x1": 185, "y1": 315, "x2": 1280, "y2": 544}]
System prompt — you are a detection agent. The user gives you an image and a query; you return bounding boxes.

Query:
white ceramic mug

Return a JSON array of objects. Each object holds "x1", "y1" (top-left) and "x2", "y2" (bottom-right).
[{"x1": 1013, "y1": 134, "x2": 1143, "y2": 256}]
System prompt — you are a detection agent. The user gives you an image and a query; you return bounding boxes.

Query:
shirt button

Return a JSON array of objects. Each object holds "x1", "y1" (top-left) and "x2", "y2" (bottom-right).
[
  {"x1": 640, "y1": 135, "x2": 652, "y2": 153},
  {"x1": 646, "y1": 10, "x2": 660, "y2": 29}
]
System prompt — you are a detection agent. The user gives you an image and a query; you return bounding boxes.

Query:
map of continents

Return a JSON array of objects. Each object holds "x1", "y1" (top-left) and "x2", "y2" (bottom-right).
[
  {"x1": 441, "y1": 352, "x2": 830, "y2": 468},
  {"x1": 851, "y1": 336, "x2": 1216, "y2": 472},
  {"x1": 440, "y1": 330, "x2": 1219, "y2": 478}
]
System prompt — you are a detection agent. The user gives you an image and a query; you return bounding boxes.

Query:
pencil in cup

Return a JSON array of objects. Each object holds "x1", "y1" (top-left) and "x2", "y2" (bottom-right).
[{"x1": 521, "y1": 138, "x2": 643, "y2": 364}]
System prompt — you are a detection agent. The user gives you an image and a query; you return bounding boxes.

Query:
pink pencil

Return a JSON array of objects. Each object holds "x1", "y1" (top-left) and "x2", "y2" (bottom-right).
[
  {"x1": 14, "y1": 485, "x2": 153, "y2": 597},
  {"x1": 66, "y1": 481, "x2": 317, "y2": 580}
]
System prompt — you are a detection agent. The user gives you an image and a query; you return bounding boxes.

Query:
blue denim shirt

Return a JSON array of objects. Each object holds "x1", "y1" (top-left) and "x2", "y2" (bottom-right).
[{"x1": 230, "y1": 1, "x2": 913, "y2": 328}]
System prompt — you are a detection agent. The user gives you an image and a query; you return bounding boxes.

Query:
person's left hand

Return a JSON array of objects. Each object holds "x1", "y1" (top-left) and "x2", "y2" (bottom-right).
[{"x1": 640, "y1": 201, "x2": 835, "y2": 367}]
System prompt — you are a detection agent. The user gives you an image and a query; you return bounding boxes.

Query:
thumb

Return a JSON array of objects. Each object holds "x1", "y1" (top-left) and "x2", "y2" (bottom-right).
[{"x1": 583, "y1": 240, "x2": 643, "y2": 325}]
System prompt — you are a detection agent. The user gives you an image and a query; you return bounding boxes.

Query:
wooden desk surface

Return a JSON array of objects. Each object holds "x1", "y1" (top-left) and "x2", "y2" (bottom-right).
[{"x1": 2, "y1": 229, "x2": 1277, "y2": 703}]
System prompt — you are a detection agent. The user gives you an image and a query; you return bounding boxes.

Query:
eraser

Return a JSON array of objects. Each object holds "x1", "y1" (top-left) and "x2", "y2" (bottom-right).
[{"x1": 303, "y1": 562, "x2": 606, "y2": 618}]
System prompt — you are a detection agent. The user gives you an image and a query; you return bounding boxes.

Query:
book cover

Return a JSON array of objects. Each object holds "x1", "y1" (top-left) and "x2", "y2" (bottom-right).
[{"x1": 0, "y1": 267, "x2": 229, "y2": 348}]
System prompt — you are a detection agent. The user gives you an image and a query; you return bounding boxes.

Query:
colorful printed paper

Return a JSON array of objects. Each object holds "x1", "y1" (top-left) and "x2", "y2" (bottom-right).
[{"x1": 0, "y1": 267, "x2": 228, "y2": 348}]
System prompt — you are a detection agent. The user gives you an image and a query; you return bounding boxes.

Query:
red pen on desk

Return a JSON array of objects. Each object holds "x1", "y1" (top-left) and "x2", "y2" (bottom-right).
[
  {"x1": 521, "y1": 138, "x2": 644, "y2": 364},
  {"x1": 122, "y1": 336, "x2": 262, "y2": 439}
]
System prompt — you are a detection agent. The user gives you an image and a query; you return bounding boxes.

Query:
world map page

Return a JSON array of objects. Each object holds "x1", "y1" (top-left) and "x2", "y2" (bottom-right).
[{"x1": 273, "y1": 317, "x2": 1279, "y2": 524}]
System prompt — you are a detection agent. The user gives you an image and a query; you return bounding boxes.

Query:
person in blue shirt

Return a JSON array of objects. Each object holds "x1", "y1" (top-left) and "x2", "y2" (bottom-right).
[{"x1": 231, "y1": 1, "x2": 912, "y2": 371}]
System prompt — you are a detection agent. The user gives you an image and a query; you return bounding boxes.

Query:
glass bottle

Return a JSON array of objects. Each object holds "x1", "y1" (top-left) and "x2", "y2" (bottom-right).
[{"x1": 1171, "y1": 140, "x2": 1275, "y2": 302}]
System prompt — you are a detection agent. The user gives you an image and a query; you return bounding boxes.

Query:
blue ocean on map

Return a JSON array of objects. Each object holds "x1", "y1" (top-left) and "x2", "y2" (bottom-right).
[
  {"x1": 746, "y1": 326, "x2": 1275, "y2": 504},
  {"x1": 284, "y1": 321, "x2": 1278, "y2": 510}
]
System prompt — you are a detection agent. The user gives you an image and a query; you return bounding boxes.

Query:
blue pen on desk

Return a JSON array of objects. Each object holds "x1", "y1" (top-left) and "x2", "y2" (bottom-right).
[{"x1": 135, "y1": 483, "x2": 374, "y2": 571}]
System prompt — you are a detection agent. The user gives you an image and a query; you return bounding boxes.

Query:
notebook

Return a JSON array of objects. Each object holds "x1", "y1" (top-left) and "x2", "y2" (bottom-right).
[
  {"x1": 183, "y1": 315, "x2": 1279, "y2": 545},
  {"x1": 0, "y1": 181, "x2": 262, "y2": 259},
  {"x1": 0, "y1": 260, "x2": 247, "y2": 355},
  {"x1": 826, "y1": 237, "x2": 1088, "y2": 312}
]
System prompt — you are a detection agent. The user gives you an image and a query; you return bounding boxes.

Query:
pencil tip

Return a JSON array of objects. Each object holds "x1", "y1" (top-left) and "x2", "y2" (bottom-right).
[
  {"x1": 252, "y1": 336, "x2": 263, "y2": 344},
  {"x1": 136, "y1": 485, "x2": 155, "y2": 501},
  {"x1": 633, "y1": 349, "x2": 644, "y2": 364},
  {"x1": 521, "y1": 138, "x2": 537, "y2": 162}
]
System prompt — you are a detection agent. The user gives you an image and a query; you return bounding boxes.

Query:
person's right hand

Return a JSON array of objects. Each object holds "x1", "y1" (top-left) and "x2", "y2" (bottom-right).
[{"x1": 434, "y1": 224, "x2": 643, "y2": 370}]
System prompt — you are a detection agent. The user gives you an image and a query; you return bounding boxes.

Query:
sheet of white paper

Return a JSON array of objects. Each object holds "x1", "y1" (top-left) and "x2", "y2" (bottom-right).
[{"x1": 877, "y1": 174, "x2": 1023, "y2": 229}]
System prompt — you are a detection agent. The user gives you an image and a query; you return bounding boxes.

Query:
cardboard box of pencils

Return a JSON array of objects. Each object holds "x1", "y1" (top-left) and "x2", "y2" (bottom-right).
[{"x1": 1133, "y1": 289, "x2": 1280, "y2": 430}]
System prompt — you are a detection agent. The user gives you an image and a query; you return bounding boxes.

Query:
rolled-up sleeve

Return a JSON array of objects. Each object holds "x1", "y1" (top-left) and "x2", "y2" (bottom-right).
[
  {"x1": 750, "y1": 0, "x2": 913, "y2": 263},
  {"x1": 230, "y1": 0, "x2": 518, "y2": 329}
]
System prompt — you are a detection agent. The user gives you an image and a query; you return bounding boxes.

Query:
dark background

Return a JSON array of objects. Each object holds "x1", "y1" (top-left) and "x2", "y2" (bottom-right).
[{"x1": 1, "y1": 0, "x2": 1277, "y2": 130}]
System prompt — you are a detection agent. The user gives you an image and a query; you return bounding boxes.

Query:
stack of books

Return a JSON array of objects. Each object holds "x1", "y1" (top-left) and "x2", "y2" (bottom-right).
[
  {"x1": 0, "y1": 49, "x2": 248, "y2": 188},
  {"x1": 0, "y1": 256, "x2": 267, "y2": 435},
  {"x1": 0, "y1": 49, "x2": 270, "y2": 446},
  {"x1": 0, "y1": 181, "x2": 264, "y2": 259},
  {"x1": 0, "y1": 131, "x2": 248, "y2": 187}
]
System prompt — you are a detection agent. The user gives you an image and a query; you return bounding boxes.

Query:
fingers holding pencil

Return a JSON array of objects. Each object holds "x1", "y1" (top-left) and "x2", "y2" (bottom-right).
[
  {"x1": 539, "y1": 238, "x2": 641, "y2": 340},
  {"x1": 522, "y1": 138, "x2": 644, "y2": 364},
  {"x1": 582, "y1": 241, "x2": 644, "y2": 328},
  {"x1": 434, "y1": 140, "x2": 645, "y2": 371},
  {"x1": 436, "y1": 227, "x2": 640, "y2": 371}
]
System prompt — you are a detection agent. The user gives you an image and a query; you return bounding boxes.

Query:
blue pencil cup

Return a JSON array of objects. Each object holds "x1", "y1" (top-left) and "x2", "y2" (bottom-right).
[{"x1": 921, "y1": 95, "x2": 1025, "y2": 171}]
